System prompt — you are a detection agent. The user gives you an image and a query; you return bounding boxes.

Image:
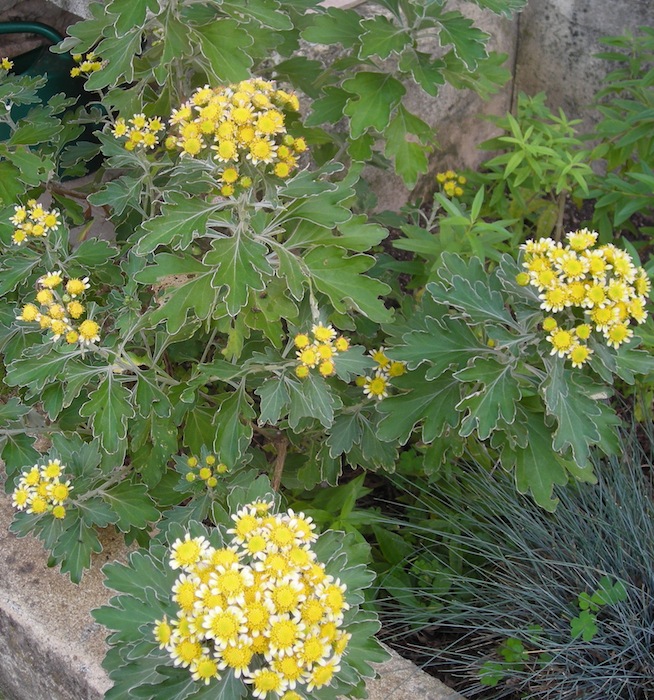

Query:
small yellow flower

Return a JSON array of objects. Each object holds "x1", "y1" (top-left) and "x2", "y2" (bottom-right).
[
  {"x1": 78, "y1": 319, "x2": 100, "y2": 345},
  {"x1": 1, "y1": 57, "x2": 13, "y2": 70}
]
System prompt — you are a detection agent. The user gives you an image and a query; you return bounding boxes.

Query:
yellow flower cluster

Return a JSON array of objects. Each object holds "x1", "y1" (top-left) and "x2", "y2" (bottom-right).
[
  {"x1": 154, "y1": 501, "x2": 350, "y2": 698},
  {"x1": 294, "y1": 324, "x2": 349, "y2": 378},
  {"x1": 355, "y1": 347, "x2": 406, "y2": 401},
  {"x1": 70, "y1": 52, "x2": 102, "y2": 77},
  {"x1": 1, "y1": 57, "x2": 13, "y2": 71},
  {"x1": 184, "y1": 453, "x2": 228, "y2": 488},
  {"x1": 519, "y1": 230, "x2": 651, "y2": 367},
  {"x1": 166, "y1": 79, "x2": 306, "y2": 196},
  {"x1": 111, "y1": 113, "x2": 165, "y2": 151},
  {"x1": 436, "y1": 169, "x2": 466, "y2": 197},
  {"x1": 12, "y1": 459, "x2": 72, "y2": 519},
  {"x1": 17, "y1": 271, "x2": 100, "y2": 347},
  {"x1": 9, "y1": 200, "x2": 61, "y2": 245}
]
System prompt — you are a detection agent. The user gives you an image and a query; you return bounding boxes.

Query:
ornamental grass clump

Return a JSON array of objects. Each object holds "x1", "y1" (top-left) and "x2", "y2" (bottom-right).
[{"x1": 376, "y1": 417, "x2": 654, "y2": 700}]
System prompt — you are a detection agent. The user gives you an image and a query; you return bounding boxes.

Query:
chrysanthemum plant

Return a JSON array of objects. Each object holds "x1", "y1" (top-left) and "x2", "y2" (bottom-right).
[{"x1": 90, "y1": 477, "x2": 387, "y2": 700}]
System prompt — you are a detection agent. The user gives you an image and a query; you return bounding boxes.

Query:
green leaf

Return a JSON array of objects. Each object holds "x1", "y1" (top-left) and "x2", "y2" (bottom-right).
[
  {"x1": 3, "y1": 147, "x2": 54, "y2": 185},
  {"x1": 103, "y1": 480, "x2": 161, "y2": 532},
  {"x1": 8, "y1": 111, "x2": 62, "y2": 145},
  {"x1": 0, "y1": 161, "x2": 25, "y2": 205},
  {"x1": 213, "y1": 386, "x2": 254, "y2": 467},
  {"x1": 52, "y1": 515, "x2": 103, "y2": 583},
  {"x1": 107, "y1": 0, "x2": 157, "y2": 36},
  {"x1": 359, "y1": 15, "x2": 411, "y2": 59},
  {"x1": 195, "y1": 20, "x2": 254, "y2": 82},
  {"x1": 396, "y1": 312, "x2": 487, "y2": 376},
  {"x1": 256, "y1": 378, "x2": 290, "y2": 426},
  {"x1": 504, "y1": 410, "x2": 571, "y2": 511},
  {"x1": 87, "y1": 175, "x2": 143, "y2": 216},
  {"x1": 427, "y1": 272, "x2": 519, "y2": 330},
  {"x1": 342, "y1": 72, "x2": 406, "y2": 139},
  {"x1": 304, "y1": 247, "x2": 392, "y2": 323},
  {"x1": 436, "y1": 10, "x2": 489, "y2": 71},
  {"x1": 305, "y1": 87, "x2": 350, "y2": 127},
  {"x1": 333, "y1": 346, "x2": 376, "y2": 382},
  {"x1": 301, "y1": 8, "x2": 363, "y2": 47},
  {"x1": 376, "y1": 369, "x2": 461, "y2": 445},
  {"x1": 2, "y1": 433, "x2": 39, "y2": 476},
  {"x1": 222, "y1": 0, "x2": 293, "y2": 30},
  {"x1": 384, "y1": 105, "x2": 432, "y2": 189},
  {"x1": 0, "y1": 396, "x2": 31, "y2": 423},
  {"x1": 5, "y1": 346, "x2": 73, "y2": 392},
  {"x1": 398, "y1": 49, "x2": 445, "y2": 96},
  {"x1": 136, "y1": 254, "x2": 220, "y2": 334},
  {"x1": 204, "y1": 234, "x2": 273, "y2": 316},
  {"x1": 80, "y1": 374, "x2": 135, "y2": 454},
  {"x1": 134, "y1": 192, "x2": 224, "y2": 255},
  {"x1": 68, "y1": 239, "x2": 119, "y2": 268},
  {"x1": 455, "y1": 357, "x2": 522, "y2": 440},
  {"x1": 85, "y1": 29, "x2": 143, "y2": 90},
  {"x1": 570, "y1": 610, "x2": 598, "y2": 641},
  {"x1": 287, "y1": 373, "x2": 339, "y2": 430},
  {"x1": 78, "y1": 497, "x2": 120, "y2": 528},
  {"x1": 0, "y1": 251, "x2": 40, "y2": 294},
  {"x1": 541, "y1": 368, "x2": 614, "y2": 465},
  {"x1": 327, "y1": 412, "x2": 363, "y2": 458}
]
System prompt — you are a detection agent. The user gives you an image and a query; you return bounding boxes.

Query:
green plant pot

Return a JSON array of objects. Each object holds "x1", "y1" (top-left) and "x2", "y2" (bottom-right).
[{"x1": 0, "y1": 21, "x2": 90, "y2": 141}]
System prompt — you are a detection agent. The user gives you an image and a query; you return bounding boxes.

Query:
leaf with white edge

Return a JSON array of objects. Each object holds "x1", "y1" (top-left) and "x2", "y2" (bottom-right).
[
  {"x1": 5, "y1": 346, "x2": 73, "y2": 392},
  {"x1": 195, "y1": 20, "x2": 253, "y2": 82},
  {"x1": 85, "y1": 29, "x2": 143, "y2": 90},
  {"x1": 52, "y1": 515, "x2": 103, "y2": 583},
  {"x1": 469, "y1": 0, "x2": 528, "y2": 16},
  {"x1": 359, "y1": 15, "x2": 411, "y2": 59},
  {"x1": 300, "y1": 7, "x2": 363, "y2": 47},
  {"x1": 395, "y1": 313, "x2": 488, "y2": 375},
  {"x1": 134, "y1": 192, "x2": 223, "y2": 255},
  {"x1": 335, "y1": 215, "x2": 389, "y2": 251},
  {"x1": 103, "y1": 480, "x2": 160, "y2": 532},
  {"x1": 136, "y1": 254, "x2": 220, "y2": 334},
  {"x1": 398, "y1": 48, "x2": 446, "y2": 96},
  {"x1": 427, "y1": 275, "x2": 519, "y2": 329},
  {"x1": 281, "y1": 187, "x2": 353, "y2": 230},
  {"x1": 2, "y1": 433, "x2": 39, "y2": 477},
  {"x1": 455, "y1": 356, "x2": 522, "y2": 440},
  {"x1": 204, "y1": 234, "x2": 272, "y2": 316},
  {"x1": 333, "y1": 345, "x2": 376, "y2": 382},
  {"x1": 213, "y1": 386, "x2": 254, "y2": 467},
  {"x1": 376, "y1": 368, "x2": 461, "y2": 445},
  {"x1": 327, "y1": 412, "x2": 363, "y2": 458},
  {"x1": 0, "y1": 396, "x2": 31, "y2": 423},
  {"x1": 384, "y1": 104, "x2": 433, "y2": 188},
  {"x1": 304, "y1": 247, "x2": 393, "y2": 323},
  {"x1": 434, "y1": 10, "x2": 489, "y2": 71},
  {"x1": 287, "y1": 373, "x2": 340, "y2": 430},
  {"x1": 88, "y1": 175, "x2": 143, "y2": 217},
  {"x1": 305, "y1": 87, "x2": 350, "y2": 127},
  {"x1": 342, "y1": 72, "x2": 406, "y2": 139},
  {"x1": 80, "y1": 374, "x2": 134, "y2": 454},
  {"x1": 503, "y1": 409, "x2": 572, "y2": 511},
  {"x1": 68, "y1": 238, "x2": 119, "y2": 268},
  {"x1": 256, "y1": 377, "x2": 290, "y2": 426},
  {"x1": 268, "y1": 241, "x2": 307, "y2": 301},
  {"x1": 0, "y1": 251, "x2": 40, "y2": 294}
]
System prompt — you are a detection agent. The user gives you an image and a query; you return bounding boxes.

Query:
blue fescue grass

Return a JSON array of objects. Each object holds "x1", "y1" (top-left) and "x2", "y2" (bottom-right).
[{"x1": 374, "y1": 419, "x2": 654, "y2": 699}]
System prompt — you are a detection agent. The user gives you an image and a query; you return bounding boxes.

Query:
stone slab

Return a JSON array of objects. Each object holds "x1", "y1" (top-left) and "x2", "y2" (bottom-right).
[{"x1": 0, "y1": 485, "x2": 466, "y2": 700}]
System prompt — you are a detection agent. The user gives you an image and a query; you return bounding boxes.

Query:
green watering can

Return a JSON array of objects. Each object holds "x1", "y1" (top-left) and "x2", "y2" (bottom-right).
[{"x1": 0, "y1": 21, "x2": 92, "y2": 140}]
